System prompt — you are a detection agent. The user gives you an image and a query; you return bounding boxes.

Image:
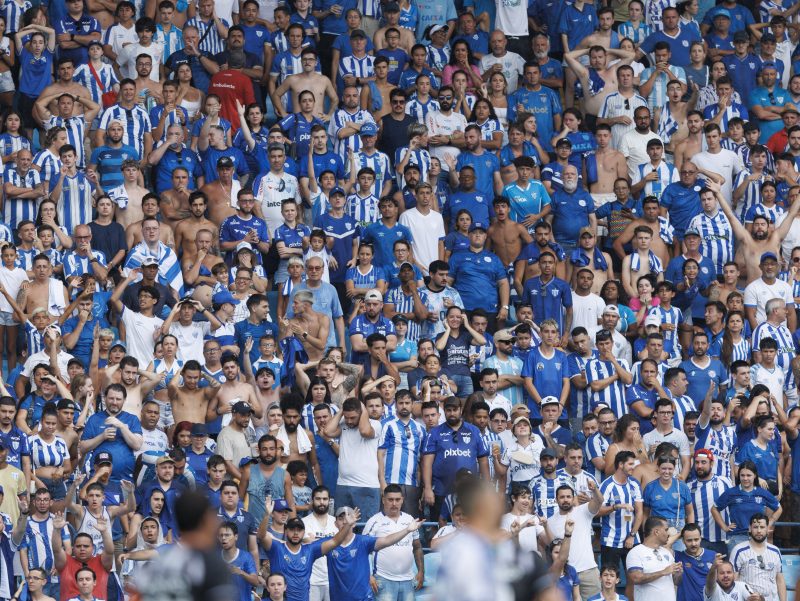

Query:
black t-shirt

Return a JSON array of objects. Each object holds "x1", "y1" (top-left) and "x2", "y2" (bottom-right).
[
  {"x1": 88, "y1": 221, "x2": 127, "y2": 268},
  {"x1": 134, "y1": 545, "x2": 235, "y2": 601},
  {"x1": 120, "y1": 280, "x2": 176, "y2": 317},
  {"x1": 379, "y1": 113, "x2": 416, "y2": 166}
]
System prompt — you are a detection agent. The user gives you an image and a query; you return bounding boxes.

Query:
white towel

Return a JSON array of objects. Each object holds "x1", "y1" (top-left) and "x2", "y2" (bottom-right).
[{"x1": 276, "y1": 423, "x2": 312, "y2": 456}]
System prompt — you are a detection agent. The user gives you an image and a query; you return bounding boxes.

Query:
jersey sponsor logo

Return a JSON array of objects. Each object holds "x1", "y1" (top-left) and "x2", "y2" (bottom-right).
[{"x1": 443, "y1": 447, "x2": 472, "y2": 458}]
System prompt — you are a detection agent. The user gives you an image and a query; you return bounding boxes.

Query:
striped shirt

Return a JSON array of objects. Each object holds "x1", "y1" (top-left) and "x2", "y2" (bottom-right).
[
  {"x1": 529, "y1": 473, "x2": 559, "y2": 518},
  {"x1": 21, "y1": 516, "x2": 70, "y2": 573},
  {"x1": 32, "y1": 149, "x2": 61, "y2": 189},
  {"x1": 57, "y1": 173, "x2": 95, "y2": 235},
  {"x1": 567, "y1": 351, "x2": 598, "y2": 421},
  {"x1": 63, "y1": 250, "x2": 107, "y2": 281},
  {"x1": 351, "y1": 150, "x2": 393, "y2": 197},
  {"x1": 647, "y1": 305, "x2": 683, "y2": 359},
  {"x1": 617, "y1": 20, "x2": 652, "y2": 44},
  {"x1": 154, "y1": 23, "x2": 184, "y2": 63},
  {"x1": 745, "y1": 202, "x2": 784, "y2": 226},
  {"x1": 28, "y1": 434, "x2": 69, "y2": 469},
  {"x1": 731, "y1": 542, "x2": 783, "y2": 601},
  {"x1": 484, "y1": 354, "x2": 524, "y2": 407},
  {"x1": 584, "y1": 432, "x2": 612, "y2": 483},
  {"x1": 694, "y1": 422, "x2": 737, "y2": 481},
  {"x1": 3, "y1": 167, "x2": 40, "y2": 231},
  {"x1": 329, "y1": 108, "x2": 376, "y2": 162},
  {"x1": 0, "y1": 133, "x2": 31, "y2": 169},
  {"x1": 338, "y1": 54, "x2": 375, "y2": 91},
  {"x1": 0, "y1": 0, "x2": 29, "y2": 32},
  {"x1": 378, "y1": 417, "x2": 425, "y2": 486},
  {"x1": 419, "y1": 284, "x2": 463, "y2": 339},
  {"x1": 669, "y1": 394, "x2": 697, "y2": 431},
  {"x1": 688, "y1": 474, "x2": 731, "y2": 542},
  {"x1": 405, "y1": 97, "x2": 440, "y2": 124},
  {"x1": 186, "y1": 17, "x2": 230, "y2": 55},
  {"x1": 480, "y1": 428, "x2": 501, "y2": 480},
  {"x1": 44, "y1": 115, "x2": 88, "y2": 167},
  {"x1": 687, "y1": 210, "x2": 734, "y2": 273},
  {"x1": 632, "y1": 160, "x2": 679, "y2": 200},
  {"x1": 394, "y1": 147, "x2": 431, "y2": 190},
  {"x1": 269, "y1": 49, "x2": 304, "y2": 86},
  {"x1": 473, "y1": 118, "x2": 503, "y2": 143},
  {"x1": 345, "y1": 264, "x2": 386, "y2": 291},
  {"x1": 426, "y1": 46, "x2": 450, "y2": 73},
  {"x1": 23, "y1": 322, "x2": 45, "y2": 356},
  {"x1": 346, "y1": 192, "x2": 381, "y2": 226},
  {"x1": 357, "y1": 0, "x2": 381, "y2": 18},
  {"x1": 384, "y1": 286, "x2": 429, "y2": 342},
  {"x1": 556, "y1": 468, "x2": 599, "y2": 497},
  {"x1": 585, "y1": 358, "x2": 630, "y2": 418},
  {"x1": 98, "y1": 104, "x2": 152, "y2": 158},
  {"x1": 73, "y1": 62, "x2": 118, "y2": 106},
  {"x1": 301, "y1": 402, "x2": 338, "y2": 434},
  {"x1": 599, "y1": 475, "x2": 642, "y2": 547},
  {"x1": 732, "y1": 169, "x2": 770, "y2": 222}
]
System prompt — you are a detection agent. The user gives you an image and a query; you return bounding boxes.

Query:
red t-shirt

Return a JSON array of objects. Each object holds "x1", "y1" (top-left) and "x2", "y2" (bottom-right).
[
  {"x1": 208, "y1": 69, "x2": 256, "y2": 132},
  {"x1": 60, "y1": 555, "x2": 108, "y2": 601}
]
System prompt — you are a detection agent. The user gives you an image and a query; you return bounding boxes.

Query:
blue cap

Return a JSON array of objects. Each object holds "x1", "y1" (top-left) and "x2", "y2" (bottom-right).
[
  {"x1": 212, "y1": 290, "x2": 240, "y2": 307},
  {"x1": 190, "y1": 423, "x2": 208, "y2": 437},
  {"x1": 758, "y1": 61, "x2": 778, "y2": 74},
  {"x1": 469, "y1": 223, "x2": 487, "y2": 232},
  {"x1": 710, "y1": 6, "x2": 731, "y2": 19},
  {"x1": 360, "y1": 122, "x2": 378, "y2": 136},
  {"x1": 760, "y1": 251, "x2": 779, "y2": 263},
  {"x1": 273, "y1": 499, "x2": 290, "y2": 512},
  {"x1": 330, "y1": 186, "x2": 345, "y2": 197},
  {"x1": 110, "y1": 340, "x2": 126, "y2": 351}
]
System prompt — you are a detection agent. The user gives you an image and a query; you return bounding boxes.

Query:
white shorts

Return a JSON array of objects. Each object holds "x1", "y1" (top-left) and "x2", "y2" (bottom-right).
[
  {"x1": 309, "y1": 584, "x2": 330, "y2": 601},
  {"x1": 591, "y1": 192, "x2": 617, "y2": 209},
  {"x1": 0, "y1": 70, "x2": 14, "y2": 93}
]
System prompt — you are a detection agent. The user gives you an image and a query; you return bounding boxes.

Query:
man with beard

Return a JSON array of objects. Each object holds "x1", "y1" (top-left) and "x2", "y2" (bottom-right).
[
  {"x1": 239, "y1": 435, "x2": 294, "y2": 525},
  {"x1": 687, "y1": 448, "x2": 732, "y2": 555},
  {"x1": 704, "y1": 554, "x2": 756, "y2": 601},
  {"x1": 626, "y1": 517, "x2": 682, "y2": 601},
  {"x1": 567, "y1": 228, "x2": 614, "y2": 294},
  {"x1": 330, "y1": 85, "x2": 378, "y2": 162},
  {"x1": 547, "y1": 482, "x2": 604, "y2": 599},
  {"x1": 448, "y1": 126, "x2": 502, "y2": 201},
  {"x1": 302, "y1": 486, "x2": 339, "y2": 601},
  {"x1": 167, "y1": 360, "x2": 220, "y2": 425},
  {"x1": 730, "y1": 514, "x2": 786, "y2": 601},
  {"x1": 147, "y1": 124, "x2": 204, "y2": 195},
  {"x1": 278, "y1": 396, "x2": 322, "y2": 486},
  {"x1": 597, "y1": 451, "x2": 643, "y2": 577},
  {"x1": 2, "y1": 149, "x2": 44, "y2": 234},
  {"x1": 513, "y1": 221, "x2": 568, "y2": 294},
  {"x1": 549, "y1": 165, "x2": 597, "y2": 255},
  {"x1": 713, "y1": 182, "x2": 800, "y2": 285},
  {"x1": 280, "y1": 290, "x2": 330, "y2": 362},
  {"x1": 175, "y1": 192, "x2": 219, "y2": 262},
  {"x1": 261, "y1": 508, "x2": 357, "y2": 601},
  {"x1": 392, "y1": 164, "x2": 421, "y2": 211},
  {"x1": 425, "y1": 85, "x2": 467, "y2": 175},
  {"x1": 695, "y1": 397, "x2": 737, "y2": 482},
  {"x1": 207, "y1": 355, "x2": 263, "y2": 447},
  {"x1": 378, "y1": 391, "x2": 425, "y2": 515},
  {"x1": 619, "y1": 107, "x2": 662, "y2": 180}
]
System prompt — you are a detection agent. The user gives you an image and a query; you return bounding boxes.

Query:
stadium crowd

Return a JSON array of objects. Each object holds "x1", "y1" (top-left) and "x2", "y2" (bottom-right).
[{"x1": 1, "y1": 0, "x2": 800, "y2": 600}]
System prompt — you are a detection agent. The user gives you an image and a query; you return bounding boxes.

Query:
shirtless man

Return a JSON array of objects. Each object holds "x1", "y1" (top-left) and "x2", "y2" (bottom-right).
[
  {"x1": 272, "y1": 47, "x2": 338, "y2": 122},
  {"x1": 183, "y1": 229, "x2": 226, "y2": 302},
  {"x1": 133, "y1": 54, "x2": 163, "y2": 105},
  {"x1": 619, "y1": 225, "x2": 665, "y2": 298},
  {"x1": 279, "y1": 290, "x2": 330, "y2": 362},
  {"x1": 374, "y1": 4, "x2": 414, "y2": 52},
  {"x1": 39, "y1": 58, "x2": 88, "y2": 117},
  {"x1": 167, "y1": 360, "x2": 220, "y2": 425},
  {"x1": 712, "y1": 178, "x2": 800, "y2": 283},
  {"x1": 102, "y1": 357, "x2": 162, "y2": 416},
  {"x1": 715, "y1": 261, "x2": 741, "y2": 305},
  {"x1": 655, "y1": 79, "x2": 695, "y2": 155},
  {"x1": 277, "y1": 395, "x2": 322, "y2": 482},
  {"x1": 175, "y1": 192, "x2": 219, "y2": 258},
  {"x1": 126, "y1": 194, "x2": 175, "y2": 248},
  {"x1": 201, "y1": 164, "x2": 239, "y2": 226},
  {"x1": 207, "y1": 353, "x2": 264, "y2": 424},
  {"x1": 566, "y1": 228, "x2": 614, "y2": 293},
  {"x1": 513, "y1": 220, "x2": 567, "y2": 295},
  {"x1": 586, "y1": 123, "x2": 628, "y2": 207},
  {"x1": 487, "y1": 196, "x2": 533, "y2": 268},
  {"x1": 157, "y1": 167, "x2": 192, "y2": 231},
  {"x1": 16, "y1": 254, "x2": 68, "y2": 318},
  {"x1": 564, "y1": 45, "x2": 635, "y2": 121},
  {"x1": 296, "y1": 357, "x2": 362, "y2": 407},
  {"x1": 673, "y1": 111, "x2": 706, "y2": 170},
  {"x1": 108, "y1": 159, "x2": 147, "y2": 230},
  {"x1": 613, "y1": 197, "x2": 674, "y2": 268},
  {"x1": 362, "y1": 56, "x2": 396, "y2": 121}
]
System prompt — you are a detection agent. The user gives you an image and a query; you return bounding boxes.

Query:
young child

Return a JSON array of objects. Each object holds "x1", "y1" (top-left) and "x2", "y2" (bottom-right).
[
  {"x1": 286, "y1": 460, "x2": 312, "y2": 516},
  {"x1": 346, "y1": 167, "x2": 380, "y2": 227},
  {"x1": 0, "y1": 242, "x2": 27, "y2": 370},
  {"x1": 303, "y1": 229, "x2": 333, "y2": 283},
  {"x1": 745, "y1": 182, "x2": 783, "y2": 231},
  {"x1": 376, "y1": 28, "x2": 409, "y2": 85},
  {"x1": 278, "y1": 256, "x2": 306, "y2": 319},
  {"x1": 36, "y1": 224, "x2": 63, "y2": 276},
  {"x1": 211, "y1": 262, "x2": 230, "y2": 296},
  {"x1": 253, "y1": 334, "x2": 283, "y2": 390},
  {"x1": 650, "y1": 280, "x2": 683, "y2": 363},
  {"x1": 289, "y1": 0, "x2": 319, "y2": 42},
  {"x1": 587, "y1": 565, "x2": 627, "y2": 601}
]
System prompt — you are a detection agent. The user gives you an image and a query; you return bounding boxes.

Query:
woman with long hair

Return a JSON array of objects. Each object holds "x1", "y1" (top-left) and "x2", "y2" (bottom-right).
[
  {"x1": 435, "y1": 305, "x2": 486, "y2": 398},
  {"x1": 172, "y1": 421, "x2": 193, "y2": 449},
  {"x1": 443, "y1": 209, "x2": 472, "y2": 260},
  {"x1": 599, "y1": 280, "x2": 636, "y2": 334},
  {"x1": 35, "y1": 198, "x2": 73, "y2": 250},
  {"x1": 485, "y1": 71, "x2": 509, "y2": 138},
  {"x1": 29, "y1": 405, "x2": 71, "y2": 511},
  {"x1": 175, "y1": 62, "x2": 204, "y2": 121},
  {"x1": 720, "y1": 310, "x2": 750, "y2": 367},
  {"x1": 302, "y1": 376, "x2": 332, "y2": 433},
  {"x1": 550, "y1": 108, "x2": 596, "y2": 165},
  {"x1": 603, "y1": 414, "x2": 649, "y2": 475},
  {"x1": 442, "y1": 40, "x2": 483, "y2": 91},
  {"x1": 146, "y1": 334, "x2": 184, "y2": 432},
  {"x1": 0, "y1": 110, "x2": 29, "y2": 168},
  {"x1": 468, "y1": 97, "x2": 503, "y2": 151},
  {"x1": 345, "y1": 242, "x2": 387, "y2": 297}
]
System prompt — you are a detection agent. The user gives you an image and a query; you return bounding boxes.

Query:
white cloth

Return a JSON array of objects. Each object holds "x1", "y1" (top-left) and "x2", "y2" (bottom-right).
[
  {"x1": 743, "y1": 277, "x2": 794, "y2": 325},
  {"x1": 479, "y1": 53, "x2": 526, "y2": 93},
  {"x1": 571, "y1": 293, "x2": 606, "y2": 332},
  {"x1": 398, "y1": 208, "x2": 445, "y2": 274},
  {"x1": 547, "y1": 504, "x2": 598, "y2": 572},
  {"x1": 619, "y1": 130, "x2": 662, "y2": 180},
  {"x1": 302, "y1": 513, "x2": 338, "y2": 586},
  {"x1": 626, "y1": 544, "x2": 676, "y2": 601},
  {"x1": 276, "y1": 423, "x2": 313, "y2": 456},
  {"x1": 337, "y1": 419, "x2": 382, "y2": 487},
  {"x1": 691, "y1": 149, "x2": 743, "y2": 201},
  {"x1": 120, "y1": 305, "x2": 164, "y2": 367},
  {"x1": 362, "y1": 512, "x2": 420, "y2": 580}
]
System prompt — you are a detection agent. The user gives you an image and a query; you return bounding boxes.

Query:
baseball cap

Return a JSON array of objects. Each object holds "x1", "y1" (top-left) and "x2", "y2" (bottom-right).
[
  {"x1": 494, "y1": 328, "x2": 517, "y2": 343},
  {"x1": 94, "y1": 451, "x2": 112, "y2": 466},
  {"x1": 684, "y1": 227, "x2": 701, "y2": 237},
  {"x1": 217, "y1": 156, "x2": 234, "y2": 168},
  {"x1": 511, "y1": 403, "x2": 530, "y2": 414},
  {"x1": 156, "y1": 455, "x2": 175, "y2": 465},
  {"x1": 286, "y1": 517, "x2": 306, "y2": 530},
  {"x1": 391, "y1": 314, "x2": 408, "y2": 324},
  {"x1": 540, "y1": 396, "x2": 560, "y2": 407},
  {"x1": 512, "y1": 416, "x2": 531, "y2": 427},
  {"x1": 360, "y1": 122, "x2": 378, "y2": 136},
  {"x1": 398, "y1": 261, "x2": 414, "y2": 271},
  {"x1": 232, "y1": 401, "x2": 254, "y2": 415},
  {"x1": 57, "y1": 399, "x2": 78, "y2": 412},
  {"x1": 212, "y1": 290, "x2": 240, "y2": 307},
  {"x1": 364, "y1": 289, "x2": 383, "y2": 302},
  {"x1": 710, "y1": 6, "x2": 731, "y2": 19},
  {"x1": 335, "y1": 505, "x2": 354, "y2": 517},
  {"x1": 140, "y1": 256, "x2": 159, "y2": 267},
  {"x1": 330, "y1": 186, "x2": 345, "y2": 198},
  {"x1": 444, "y1": 397, "x2": 461, "y2": 408},
  {"x1": 236, "y1": 241, "x2": 254, "y2": 253},
  {"x1": 469, "y1": 223, "x2": 487, "y2": 233},
  {"x1": 425, "y1": 24, "x2": 449, "y2": 39},
  {"x1": 759, "y1": 62, "x2": 778, "y2": 74},
  {"x1": 783, "y1": 105, "x2": 800, "y2": 116},
  {"x1": 350, "y1": 28, "x2": 367, "y2": 39},
  {"x1": 110, "y1": 340, "x2": 126, "y2": 351},
  {"x1": 602, "y1": 305, "x2": 620, "y2": 316},
  {"x1": 555, "y1": 137, "x2": 572, "y2": 148},
  {"x1": 190, "y1": 423, "x2": 208, "y2": 437},
  {"x1": 760, "y1": 251, "x2": 778, "y2": 263},
  {"x1": 733, "y1": 30, "x2": 749, "y2": 43},
  {"x1": 540, "y1": 448, "x2": 557, "y2": 459},
  {"x1": 579, "y1": 226, "x2": 594, "y2": 238},
  {"x1": 46, "y1": 324, "x2": 61, "y2": 335},
  {"x1": 88, "y1": 39, "x2": 103, "y2": 48},
  {"x1": 273, "y1": 499, "x2": 291, "y2": 512},
  {"x1": 644, "y1": 314, "x2": 661, "y2": 328}
]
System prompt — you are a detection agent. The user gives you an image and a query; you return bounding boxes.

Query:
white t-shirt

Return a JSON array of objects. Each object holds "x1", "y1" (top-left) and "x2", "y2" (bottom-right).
[
  {"x1": 705, "y1": 581, "x2": 754, "y2": 601},
  {"x1": 500, "y1": 512, "x2": 544, "y2": 553},
  {"x1": 120, "y1": 306, "x2": 164, "y2": 367},
  {"x1": 626, "y1": 544, "x2": 677, "y2": 601},
  {"x1": 302, "y1": 513, "x2": 338, "y2": 585},
  {"x1": 691, "y1": 149, "x2": 743, "y2": 201},
  {"x1": 494, "y1": 0, "x2": 529, "y2": 36},
  {"x1": 138, "y1": 426, "x2": 170, "y2": 458},
  {"x1": 169, "y1": 321, "x2": 211, "y2": 364},
  {"x1": 0, "y1": 266, "x2": 27, "y2": 313},
  {"x1": 425, "y1": 111, "x2": 467, "y2": 170},
  {"x1": 399, "y1": 208, "x2": 446, "y2": 273},
  {"x1": 499, "y1": 437, "x2": 544, "y2": 485},
  {"x1": 777, "y1": 213, "x2": 800, "y2": 262},
  {"x1": 743, "y1": 277, "x2": 793, "y2": 324},
  {"x1": 362, "y1": 512, "x2": 419, "y2": 580},
  {"x1": 642, "y1": 428, "x2": 691, "y2": 472},
  {"x1": 619, "y1": 131, "x2": 662, "y2": 180},
  {"x1": 547, "y1": 504, "x2": 598, "y2": 572},
  {"x1": 337, "y1": 418, "x2": 382, "y2": 488},
  {"x1": 571, "y1": 293, "x2": 606, "y2": 332},
  {"x1": 479, "y1": 52, "x2": 526, "y2": 93},
  {"x1": 484, "y1": 393, "x2": 512, "y2": 418}
]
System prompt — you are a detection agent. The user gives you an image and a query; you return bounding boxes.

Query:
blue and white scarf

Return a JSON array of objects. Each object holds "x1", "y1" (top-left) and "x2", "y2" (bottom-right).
[
  {"x1": 570, "y1": 247, "x2": 608, "y2": 271},
  {"x1": 630, "y1": 250, "x2": 663, "y2": 274},
  {"x1": 123, "y1": 242, "x2": 185, "y2": 296}
]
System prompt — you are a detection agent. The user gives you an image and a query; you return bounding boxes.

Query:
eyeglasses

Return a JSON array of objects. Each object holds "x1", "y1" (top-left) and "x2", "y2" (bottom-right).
[
  {"x1": 624, "y1": 99, "x2": 630, "y2": 110},
  {"x1": 757, "y1": 555, "x2": 766, "y2": 570},
  {"x1": 439, "y1": 95, "x2": 453, "y2": 101},
  {"x1": 452, "y1": 431, "x2": 460, "y2": 444},
  {"x1": 205, "y1": 347, "x2": 220, "y2": 353},
  {"x1": 599, "y1": 420, "x2": 616, "y2": 426}
]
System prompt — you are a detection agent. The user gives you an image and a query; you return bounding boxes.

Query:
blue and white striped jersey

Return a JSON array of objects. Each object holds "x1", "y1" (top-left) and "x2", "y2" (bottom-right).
[
  {"x1": 585, "y1": 358, "x2": 630, "y2": 418},
  {"x1": 73, "y1": 62, "x2": 119, "y2": 106},
  {"x1": 155, "y1": 23, "x2": 184, "y2": 63},
  {"x1": 32, "y1": 148, "x2": 61, "y2": 189},
  {"x1": 378, "y1": 417, "x2": 425, "y2": 486},
  {"x1": 584, "y1": 432, "x2": 612, "y2": 483},
  {"x1": 0, "y1": 133, "x2": 30, "y2": 169},
  {"x1": 687, "y1": 210, "x2": 735, "y2": 273},
  {"x1": 338, "y1": 54, "x2": 375, "y2": 92},
  {"x1": 20, "y1": 515, "x2": 70, "y2": 573},
  {"x1": 0, "y1": 0, "x2": 29, "y2": 33},
  {"x1": 394, "y1": 147, "x2": 431, "y2": 190},
  {"x1": 28, "y1": 434, "x2": 69, "y2": 469},
  {"x1": 732, "y1": 169, "x2": 770, "y2": 222},
  {"x1": 186, "y1": 16, "x2": 230, "y2": 55},
  {"x1": 346, "y1": 192, "x2": 381, "y2": 226},
  {"x1": 599, "y1": 475, "x2": 642, "y2": 547},
  {"x1": 98, "y1": 104, "x2": 152, "y2": 158},
  {"x1": 529, "y1": 473, "x2": 559, "y2": 519},
  {"x1": 57, "y1": 173, "x2": 95, "y2": 235},
  {"x1": 23, "y1": 321, "x2": 45, "y2": 357},
  {"x1": 2, "y1": 167, "x2": 40, "y2": 231},
  {"x1": 329, "y1": 109, "x2": 376, "y2": 162},
  {"x1": 631, "y1": 160, "x2": 679, "y2": 199},
  {"x1": 44, "y1": 115, "x2": 88, "y2": 167},
  {"x1": 405, "y1": 96, "x2": 440, "y2": 125},
  {"x1": 688, "y1": 474, "x2": 731, "y2": 543},
  {"x1": 694, "y1": 421, "x2": 737, "y2": 481},
  {"x1": 384, "y1": 285, "x2": 429, "y2": 342},
  {"x1": 351, "y1": 150, "x2": 393, "y2": 198},
  {"x1": 63, "y1": 250, "x2": 107, "y2": 281},
  {"x1": 646, "y1": 305, "x2": 683, "y2": 357}
]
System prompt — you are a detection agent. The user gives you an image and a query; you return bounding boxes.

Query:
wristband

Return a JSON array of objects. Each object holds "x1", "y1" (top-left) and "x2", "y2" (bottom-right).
[{"x1": 564, "y1": 534, "x2": 571, "y2": 538}]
